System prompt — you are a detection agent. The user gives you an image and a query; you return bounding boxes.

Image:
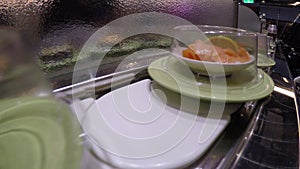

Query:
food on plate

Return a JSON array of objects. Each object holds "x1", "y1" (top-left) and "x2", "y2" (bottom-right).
[
  {"x1": 182, "y1": 36, "x2": 251, "y2": 63},
  {"x1": 208, "y1": 35, "x2": 239, "y2": 52}
]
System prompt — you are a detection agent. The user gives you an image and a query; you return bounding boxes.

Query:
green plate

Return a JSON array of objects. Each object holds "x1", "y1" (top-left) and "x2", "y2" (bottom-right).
[
  {"x1": 148, "y1": 56, "x2": 274, "y2": 103},
  {"x1": 257, "y1": 53, "x2": 276, "y2": 67},
  {"x1": 0, "y1": 97, "x2": 82, "y2": 169}
]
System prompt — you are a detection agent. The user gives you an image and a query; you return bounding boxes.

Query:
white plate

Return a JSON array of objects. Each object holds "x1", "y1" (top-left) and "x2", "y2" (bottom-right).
[
  {"x1": 173, "y1": 48, "x2": 255, "y2": 76},
  {"x1": 74, "y1": 80, "x2": 235, "y2": 169}
]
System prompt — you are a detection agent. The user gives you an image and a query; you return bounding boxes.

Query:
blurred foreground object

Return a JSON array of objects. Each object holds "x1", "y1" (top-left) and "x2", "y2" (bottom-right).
[{"x1": 0, "y1": 28, "x2": 82, "y2": 169}]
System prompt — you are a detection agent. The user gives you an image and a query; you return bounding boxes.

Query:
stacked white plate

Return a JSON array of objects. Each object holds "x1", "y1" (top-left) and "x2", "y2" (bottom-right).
[{"x1": 74, "y1": 79, "x2": 242, "y2": 169}]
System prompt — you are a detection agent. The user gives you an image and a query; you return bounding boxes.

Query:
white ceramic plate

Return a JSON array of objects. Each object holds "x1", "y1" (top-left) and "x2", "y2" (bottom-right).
[
  {"x1": 172, "y1": 48, "x2": 255, "y2": 76},
  {"x1": 74, "y1": 80, "x2": 233, "y2": 169}
]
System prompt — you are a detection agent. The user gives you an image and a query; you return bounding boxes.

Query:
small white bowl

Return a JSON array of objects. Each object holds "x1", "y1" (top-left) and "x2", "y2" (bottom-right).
[
  {"x1": 171, "y1": 25, "x2": 258, "y2": 77},
  {"x1": 173, "y1": 48, "x2": 255, "y2": 76}
]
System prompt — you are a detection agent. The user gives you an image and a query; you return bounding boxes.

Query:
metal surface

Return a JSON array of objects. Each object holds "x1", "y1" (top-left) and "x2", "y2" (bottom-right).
[
  {"x1": 0, "y1": 0, "x2": 238, "y2": 49},
  {"x1": 230, "y1": 92, "x2": 298, "y2": 169},
  {"x1": 197, "y1": 48, "x2": 299, "y2": 169},
  {"x1": 0, "y1": 0, "x2": 238, "y2": 89}
]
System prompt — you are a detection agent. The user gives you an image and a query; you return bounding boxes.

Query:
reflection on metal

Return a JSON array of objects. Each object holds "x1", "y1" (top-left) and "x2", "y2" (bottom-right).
[
  {"x1": 290, "y1": 2, "x2": 300, "y2": 6},
  {"x1": 218, "y1": 54, "x2": 299, "y2": 169},
  {"x1": 283, "y1": 77, "x2": 290, "y2": 83},
  {"x1": 274, "y1": 86, "x2": 295, "y2": 98}
]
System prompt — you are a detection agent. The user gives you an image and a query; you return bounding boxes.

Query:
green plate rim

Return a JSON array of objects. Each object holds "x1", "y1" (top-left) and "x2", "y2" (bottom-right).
[
  {"x1": 148, "y1": 56, "x2": 274, "y2": 103},
  {"x1": 257, "y1": 53, "x2": 276, "y2": 67}
]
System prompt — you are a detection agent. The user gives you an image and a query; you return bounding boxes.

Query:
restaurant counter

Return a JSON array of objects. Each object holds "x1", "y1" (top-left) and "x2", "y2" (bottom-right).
[{"x1": 55, "y1": 45, "x2": 299, "y2": 169}]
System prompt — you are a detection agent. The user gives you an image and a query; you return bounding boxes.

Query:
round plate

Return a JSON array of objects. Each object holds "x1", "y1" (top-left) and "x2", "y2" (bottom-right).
[
  {"x1": 0, "y1": 97, "x2": 82, "y2": 169},
  {"x1": 173, "y1": 49, "x2": 255, "y2": 76},
  {"x1": 148, "y1": 56, "x2": 274, "y2": 103},
  {"x1": 77, "y1": 80, "x2": 230, "y2": 169},
  {"x1": 257, "y1": 53, "x2": 276, "y2": 67}
]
